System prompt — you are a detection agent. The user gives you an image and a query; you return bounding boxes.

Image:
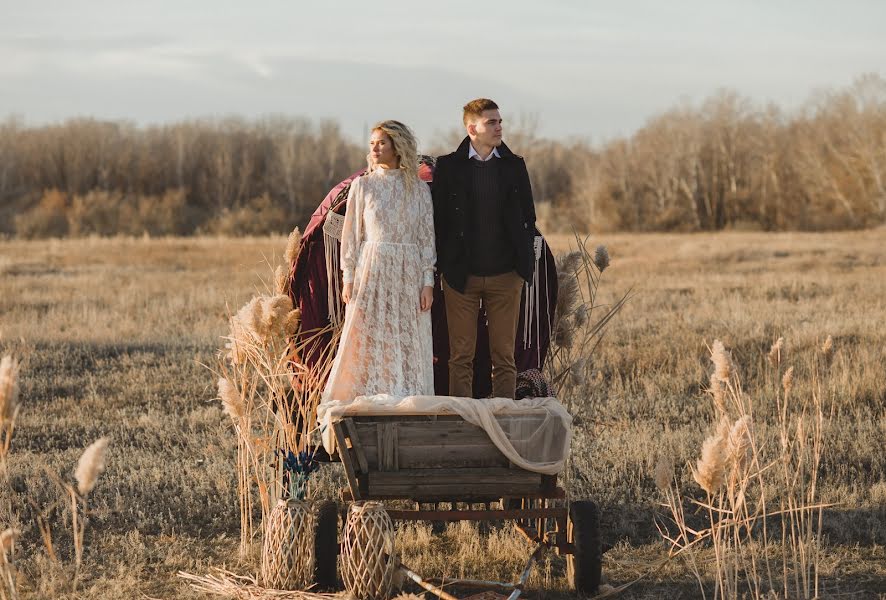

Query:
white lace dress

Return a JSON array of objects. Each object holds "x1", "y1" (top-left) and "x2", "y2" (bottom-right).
[{"x1": 321, "y1": 167, "x2": 436, "y2": 402}]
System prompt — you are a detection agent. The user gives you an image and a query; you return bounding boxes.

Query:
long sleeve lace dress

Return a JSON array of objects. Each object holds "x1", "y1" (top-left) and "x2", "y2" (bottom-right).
[{"x1": 321, "y1": 166, "x2": 436, "y2": 402}]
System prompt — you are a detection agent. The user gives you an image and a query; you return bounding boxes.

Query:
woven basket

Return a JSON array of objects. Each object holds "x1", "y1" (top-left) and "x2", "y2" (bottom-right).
[
  {"x1": 261, "y1": 498, "x2": 314, "y2": 590},
  {"x1": 341, "y1": 502, "x2": 397, "y2": 600}
]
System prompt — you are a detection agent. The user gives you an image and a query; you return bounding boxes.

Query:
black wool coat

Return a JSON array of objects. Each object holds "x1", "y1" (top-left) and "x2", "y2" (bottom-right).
[{"x1": 432, "y1": 137, "x2": 537, "y2": 293}]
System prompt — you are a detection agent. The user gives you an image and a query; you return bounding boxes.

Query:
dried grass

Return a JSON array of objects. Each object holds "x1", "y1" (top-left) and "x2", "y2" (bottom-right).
[
  {"x1": 0, "y1": 530, "x2": 17, "y2": 555},
  {"x1": 211, "y1": 226, "x2": 339, "y2": 560},
  {"x1": 274, "y1": 266, "x2": 289, "y2": 297},
  {"x1": 691, "y1": 422, "x2": 729, "y2": 496},
  {"x1": 593, "y1": 244, "x2": 610, "y2": 272},
  {"x1": 0, "y1": 356, "x2": 19, "y2": 421},
  {"x1": 285, "y1": 228, "x2": 302, "y2": 267},
  {"x1": 546, "y1": 232, "x2": 632, "y2": 414},
  {"x1": 654, "y1": 457, "x2": 674, "y2": 492},
  {"x1": 0, "y1": 355, "x2": 20, "y2": 470},
  {"x1": 768, "y1": 337, "x2": 785, "y2": 367},
  {"x1": 1, "y1": 231, "x2": 882, "y2": 597},
  {"x1": 658, "y1": 338, "x2": 830, "y2": 599},
  {"x1": 178, "y1": 568, "x2": 338, "y2": 599},
  {"x1": 218, "y1": 377, "x2": 246, "y2": 421},
  {"x1": 0, "y1": 346, "x2": 112, "y2": 597},
  {"x1": 74, "y1": 437, "x2": 109, "y2": 497}
]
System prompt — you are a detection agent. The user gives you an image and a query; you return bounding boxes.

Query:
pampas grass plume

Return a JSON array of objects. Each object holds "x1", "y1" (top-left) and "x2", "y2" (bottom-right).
[
  {"x1": 593, "y1": 244, "x2": 610, "y2": 272},
  {"x1": 709, "y1": 372, "x2": 726, "y2": 416},
  {"x1": 554, "y1": 251, "x2": 582, "y2": 344},
  {"x1": 557, "y1": 250, "x2": 583, "y2": 275},
  {"x1": 693, "y1": 419, "x2": 730, "y2": 495},
  {"x1": 274, "y1": 265, "x2": 289, "y2": 296},
  {"x1": 230, "y1": 297, "x2": 263, "y2": 343},
  {"x1": 574, "y1": 303, "x2": 589, "y2": 328},
  {"x1": 75, "y1": 437, "x2": 110, "y2": 496},
  {"x1": 285, "y1": 227, "x2": 302, "y2": 266},
  {"x1": 782, "y1": 366, "x2": 794, "y2": 395},
  {"x1": 284, "y1": 309, "x2": 302, "y2": 337},
  {"x1": 0, "y1": 355, "x2": 20, "y2": 420},
  {"x1": 218, "y1": 377, "x2": 245, "y2": 421},
  {"x1": 261, "y1": 295, "x2": 293, "y2": 338},
  {"x1": 727, "y1": 415, "x2": 753, "y2": 466},
  {"x1": 768, "y1": 336, "x2": 784, "y2": 366},
  {"x1": 710, "y1": 339, "x2": 733, "y2": 382},
  {"x1": 554, "y1": 322, "x2": 575, "y2": 351},
  {"x1": 569, "y1": 358, "x2": 588, "y2": 387}
]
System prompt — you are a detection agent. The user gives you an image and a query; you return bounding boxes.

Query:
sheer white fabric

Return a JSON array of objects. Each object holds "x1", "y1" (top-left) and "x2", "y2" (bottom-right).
[
  {"x1": 318, "y1": 394, "x2": 572, "y2": 475},
  {"x1": 321, "y1": 167, "x2": 436, "y2": 403}
]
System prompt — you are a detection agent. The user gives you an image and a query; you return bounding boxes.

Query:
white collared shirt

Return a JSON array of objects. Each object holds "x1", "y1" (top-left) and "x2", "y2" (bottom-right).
[{"x1": 468, "y1": 144, "x2": 501, "y2": 161}]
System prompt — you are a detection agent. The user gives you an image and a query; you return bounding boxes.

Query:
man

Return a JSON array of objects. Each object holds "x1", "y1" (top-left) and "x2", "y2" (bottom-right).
[{"x1": 432, "y1": 98, "x2": 537, "y2": 399}]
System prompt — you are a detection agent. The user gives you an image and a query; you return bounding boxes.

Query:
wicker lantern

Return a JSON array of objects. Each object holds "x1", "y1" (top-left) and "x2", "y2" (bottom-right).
[
  {"x1": 341, "y1": 502, "x2": 397, "y2": 600},
  {"x1": 261, "y1": 498, "x2": 314, "y2": 590}
]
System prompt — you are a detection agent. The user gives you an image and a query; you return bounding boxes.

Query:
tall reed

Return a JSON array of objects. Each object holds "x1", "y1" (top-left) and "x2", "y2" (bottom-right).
[
  {"x1": 656, "y1": 338, "x2": 830, "y2": 599},
  {"x1": 214, "y1": 227, "x2": 340, "y2": 558},
  {"x1": 545, "y1": 231, "x2": 631, "y2": 412},
  {"x1": 0, "y1": 356, "x2": 20, "y2": 473}
]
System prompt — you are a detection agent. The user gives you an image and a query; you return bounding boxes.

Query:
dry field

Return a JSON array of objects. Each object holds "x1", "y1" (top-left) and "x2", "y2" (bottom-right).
[{"x1": 0, "y1": 230, "x2": 884, "y2": 599}]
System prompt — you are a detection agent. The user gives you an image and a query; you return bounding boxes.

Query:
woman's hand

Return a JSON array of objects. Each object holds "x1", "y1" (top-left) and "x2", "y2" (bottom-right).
[
  {"x1": 420, "y1": 286, "x2": 434, "y2": 312},
  {"x1": 343, "y1": 283, "x2": 353, "y2": 304}
]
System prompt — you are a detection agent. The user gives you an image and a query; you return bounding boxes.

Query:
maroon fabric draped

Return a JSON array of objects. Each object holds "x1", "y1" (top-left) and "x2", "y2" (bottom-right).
[{"x1": 289, "y1": 161, "x2": 557, "y2": 396}]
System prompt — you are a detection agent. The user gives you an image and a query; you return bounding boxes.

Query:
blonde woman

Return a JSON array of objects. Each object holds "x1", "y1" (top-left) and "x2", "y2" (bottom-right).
[{"x1": 321, "y1": 120, "x2": 436, "y2": 403}]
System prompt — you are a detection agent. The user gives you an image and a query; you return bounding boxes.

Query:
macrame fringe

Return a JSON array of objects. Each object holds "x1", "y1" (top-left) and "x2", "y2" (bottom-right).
[
  {"x1": 523, "y1": 235, "x2": 548, "y2": 365},
  {"x1": 323, "y1": 211, "x2": 346, "y2": 327}
]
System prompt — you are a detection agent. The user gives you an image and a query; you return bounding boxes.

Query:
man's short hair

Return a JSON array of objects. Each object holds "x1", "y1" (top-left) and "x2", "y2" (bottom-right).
[{"x1": 463, "y1": 98, "x2": 499, "y2": 126}]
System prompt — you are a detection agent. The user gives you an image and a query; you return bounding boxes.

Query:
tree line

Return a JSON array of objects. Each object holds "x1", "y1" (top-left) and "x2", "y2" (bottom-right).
[{"x1": 2, "y1": 74, "x2": 884, "y2": 237}]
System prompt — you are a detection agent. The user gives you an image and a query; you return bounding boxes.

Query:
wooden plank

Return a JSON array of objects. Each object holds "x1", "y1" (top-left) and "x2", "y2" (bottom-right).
[
  {"x1": 363, "y1": 486, "x2": 566, "y2": 502},
  {"x1": 361, "y1": 444, "x2": 379, "y2": 469},
  {"x1": 352, "y1": 413, "x2": 550, "y2": 423},
  {"x1": 368, "y1": 483, "x2": 542, "y2": 501},
  {"x1": 333, "y1": 422, "x2": 361, "y2": 500},
  {"x1": 343, "y1": 418, "x2": 369, "y2": 475},
  {"x1": 386, "y1": 507, "x2": 567, "y2": 522},
  {"x1": 355, "y1": 420, "x2": 491, "y2": 447},
  {"x1": 397, "y1": 444, "x2": 509, "y2": 469},
  {"x1": 365, "y1": 417, "x2": 546, "y2": 444},
  {"x1": 377, "y1": 422, "x2": 399, "y2": 472},
  {"x1": 367, "y1": 467, "x2": 546, "y2": 500},
  {"x1": 354, "y1": 435, "x2": 556, "y2": 471},
  {"x1": 355, "y1": 422, "x2": 379, "y2": 455},
  {"x1": 396, "y1": 421, "x2": 492, "y2": 445},
  {"x1": 370, "y1": 467, "x2": 541, "y2": 486}
]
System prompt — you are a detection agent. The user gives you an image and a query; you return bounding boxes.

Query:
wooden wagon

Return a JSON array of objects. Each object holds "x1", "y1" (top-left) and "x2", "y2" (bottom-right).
[{"x1": 310, "y1": 411, "x2": 603, "y2": 598}]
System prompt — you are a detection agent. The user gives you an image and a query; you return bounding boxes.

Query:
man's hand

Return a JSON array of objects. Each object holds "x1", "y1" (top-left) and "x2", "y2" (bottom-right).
[
  {"x1": 342, "y1": 283, "x2": 353, "y2": 304},
  {"x1": 420, "y1": 286, "x2": 434, "y2": 312}
]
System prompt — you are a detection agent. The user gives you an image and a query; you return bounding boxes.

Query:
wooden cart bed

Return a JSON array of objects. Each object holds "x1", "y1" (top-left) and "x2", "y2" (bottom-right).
[{"x1": 330, "y1": 413, "x2": 562, "y2": 503}]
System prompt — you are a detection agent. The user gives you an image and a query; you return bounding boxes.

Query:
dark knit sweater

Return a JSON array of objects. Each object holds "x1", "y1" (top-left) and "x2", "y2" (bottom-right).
[{"x1": 467, "y1": 158, "x2": 515, "y2": 276}]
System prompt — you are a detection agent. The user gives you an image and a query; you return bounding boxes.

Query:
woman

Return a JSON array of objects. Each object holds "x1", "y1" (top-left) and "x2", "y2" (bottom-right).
[{"x1": 321, "y1": 120, "x2": 436, "y2": 402}]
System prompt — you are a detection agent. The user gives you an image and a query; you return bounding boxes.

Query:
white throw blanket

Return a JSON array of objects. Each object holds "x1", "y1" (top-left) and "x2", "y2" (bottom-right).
[{"x1": 317, "y1": 394, "x2": 572, "y2": 475}]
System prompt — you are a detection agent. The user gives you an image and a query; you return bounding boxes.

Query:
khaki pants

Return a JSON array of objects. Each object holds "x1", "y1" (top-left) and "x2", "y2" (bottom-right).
[{"x1": 443, "y1": 271, "x2": 524, "y2": 399}]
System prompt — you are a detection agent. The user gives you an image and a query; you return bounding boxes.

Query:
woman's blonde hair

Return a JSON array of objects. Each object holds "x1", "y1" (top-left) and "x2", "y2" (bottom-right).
[{"x1": 367, "y1": 120, "x2": 420, "y2": 192}]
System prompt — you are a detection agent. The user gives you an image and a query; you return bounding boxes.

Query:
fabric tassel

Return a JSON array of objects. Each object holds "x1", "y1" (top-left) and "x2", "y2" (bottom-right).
[
  {"x1": 323, "y1": 211, "x2": 346, "y2": 327},
  {"x1": 523, "y1": 235, "x2": 546, "y2": 364}
]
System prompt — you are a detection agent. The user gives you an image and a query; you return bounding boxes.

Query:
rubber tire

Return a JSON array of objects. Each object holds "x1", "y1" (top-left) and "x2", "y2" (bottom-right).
[
  {"x1": 566, "y1": 500, "x2": 602, "y2": 594},
  {"x1": 312, "y1": 500, "x2": 340, "y2": 590}
]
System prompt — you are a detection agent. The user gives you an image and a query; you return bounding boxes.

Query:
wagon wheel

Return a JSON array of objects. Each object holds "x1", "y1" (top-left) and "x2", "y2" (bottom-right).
[
  {"x1": 311, "y1": 500, "x2": 340, "y2": 590},
  {"x1": 566, "y1": 500, "x2": 602, "y2": 593}
]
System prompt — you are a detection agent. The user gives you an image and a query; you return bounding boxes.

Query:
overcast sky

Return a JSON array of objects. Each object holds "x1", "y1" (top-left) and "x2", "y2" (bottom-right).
[{"x1": 1, "y1": 0, "x2": 884, "y2": 147}]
